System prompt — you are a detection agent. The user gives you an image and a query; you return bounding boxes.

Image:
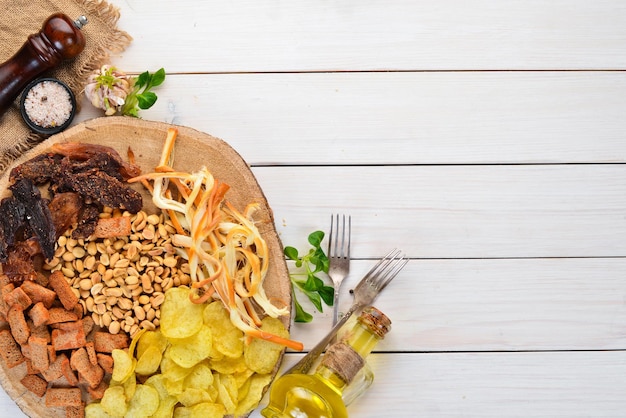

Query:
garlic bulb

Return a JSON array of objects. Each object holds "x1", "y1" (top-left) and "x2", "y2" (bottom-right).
[{"x1": 84, "y1": 65, "x2": 132, "y2": 116}]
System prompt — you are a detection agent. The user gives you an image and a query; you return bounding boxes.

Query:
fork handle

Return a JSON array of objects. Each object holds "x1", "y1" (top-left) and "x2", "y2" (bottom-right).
[{"x1": 284, "y1": 302, "x2": 364, "y2": 375}]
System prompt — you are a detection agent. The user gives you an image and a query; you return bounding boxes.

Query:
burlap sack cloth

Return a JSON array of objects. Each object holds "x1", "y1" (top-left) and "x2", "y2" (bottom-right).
[{"x1": 0, "y1": 0, "x2": 131, "y2": 174}]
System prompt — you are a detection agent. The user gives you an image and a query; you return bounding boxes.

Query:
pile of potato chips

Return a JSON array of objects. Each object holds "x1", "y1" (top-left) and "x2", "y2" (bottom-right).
[{"x1": 85, "y1": 287, "x2": 289, "y2": 418}]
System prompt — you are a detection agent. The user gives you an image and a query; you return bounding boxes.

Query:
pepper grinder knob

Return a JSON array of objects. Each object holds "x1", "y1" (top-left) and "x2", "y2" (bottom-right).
[{"x1": 0, "y1": 13, "x2": 87, "y2": 118}]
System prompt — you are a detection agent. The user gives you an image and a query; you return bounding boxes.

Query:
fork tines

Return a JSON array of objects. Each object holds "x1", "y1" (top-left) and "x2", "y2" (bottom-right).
[
  {"x1": 329, "y1": 214, "x2": 351, "y2": 259},
  {"x1": 364, "y1": 248, "x2": 408, "y2": 289}
]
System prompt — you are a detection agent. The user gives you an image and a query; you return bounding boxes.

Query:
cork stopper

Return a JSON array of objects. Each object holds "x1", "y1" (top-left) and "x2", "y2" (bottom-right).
[{"x1": 358, "y1": 306, "x2": 392, "y2": 339}]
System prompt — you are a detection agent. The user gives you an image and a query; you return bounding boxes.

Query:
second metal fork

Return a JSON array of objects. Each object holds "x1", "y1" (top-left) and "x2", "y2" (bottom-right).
[
  {"x1": 285, "y1": 248, "x2": 408, "y2": 375},
  {"x1": 328, "y1": 214, "x2": 351, "y2": 325}
]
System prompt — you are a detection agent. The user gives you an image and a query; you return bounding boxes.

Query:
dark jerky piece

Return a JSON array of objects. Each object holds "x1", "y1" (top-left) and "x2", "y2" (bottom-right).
[
  {"x1": 71, "y1": 205, "x2": 100, "y2": 239},
  {"x1": 68, "y1": 152, "x2": 125, "y2": 181},
  {"x1": 0, "y1": 197, "x2": 26, "y2": 247},
  {"x1": 48, "y1": 192, "x2": 83, "y2": 240},
  {"x1": 0, "y1": 197, "x2": 26, "y2": 263},
  {"x1": 51, "y1": 142, "x2": 141, "y2": 179},
  {"x1": 9, "y1": 153, "x2": 63, "y2": 185},
  {"x1": 9, "y1": 179, "x2": 56, "y2": 260},
  {"x1": 67, "y1": 170, "x2": 142, "y2": 214}
]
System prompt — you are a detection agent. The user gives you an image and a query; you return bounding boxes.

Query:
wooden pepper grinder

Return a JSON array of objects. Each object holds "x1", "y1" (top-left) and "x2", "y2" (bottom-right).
[{"x1": 0, "y1": 13, "x2": 87, "y2": 117}]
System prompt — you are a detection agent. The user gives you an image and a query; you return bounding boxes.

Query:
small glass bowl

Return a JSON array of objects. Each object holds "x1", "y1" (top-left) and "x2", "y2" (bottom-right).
[{"x1": 20, "y1": 77, "x2": 76, "y2": 135}]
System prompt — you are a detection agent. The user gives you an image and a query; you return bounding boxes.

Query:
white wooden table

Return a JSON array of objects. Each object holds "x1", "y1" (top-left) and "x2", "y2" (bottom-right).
[{"x1": 3, "y1": 1, "x2": 626, "y2": 416}]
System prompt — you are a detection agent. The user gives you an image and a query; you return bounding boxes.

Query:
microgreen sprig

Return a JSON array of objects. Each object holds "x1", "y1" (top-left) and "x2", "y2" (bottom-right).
[
  {"x1": 284, "y1": 231, "x2": 334, "y2": 323},
  {"x1": 121, "y1": 68, "x2": 166, "y2": 117}
]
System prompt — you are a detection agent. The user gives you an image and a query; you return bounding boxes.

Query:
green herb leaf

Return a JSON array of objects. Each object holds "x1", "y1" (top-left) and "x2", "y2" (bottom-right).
[
  {"x1": 292, "y1": 290, "x2": 313, "y2": 323},
  {"x1": 137, "y1": 92, "x2": 158, "y2": 109},
  {"x1": 121, "y1": 68, "x2": 166, "y2": 117},
  {"x1": 151, "y1": 68, "x2": 166, "y2": 87},
  {"x1": 135, "y1": 71, "x2": 150, "y2": 89},
  {"x1": 284, "y1": 246, "x2": 299, "y2": 261},
  {"x1": 308, "y1": 231, "x2": 325, "y2": 247},
  {"x1": 286, "y1": 230, "x2": 334, "y2": 323},
  {"x1": 319, "y1": 285, "x2": 335, "y2": 306}
]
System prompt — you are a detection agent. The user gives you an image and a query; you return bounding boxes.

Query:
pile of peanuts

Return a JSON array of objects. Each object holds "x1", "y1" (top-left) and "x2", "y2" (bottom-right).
[{"x1": 44, "y1": 209, "x2": 192, "y2": 338}]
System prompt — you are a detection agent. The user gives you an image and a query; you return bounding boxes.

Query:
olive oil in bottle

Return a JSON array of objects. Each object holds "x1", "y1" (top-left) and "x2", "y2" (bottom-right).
[{"x1": 262, "y1": 306, "x2": 391, "y2": 418}]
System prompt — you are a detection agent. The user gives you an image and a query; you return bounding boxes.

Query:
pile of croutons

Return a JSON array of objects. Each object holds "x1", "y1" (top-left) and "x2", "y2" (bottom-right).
[{"x1": 0, "y1": 270, "x2": 131, "y2": 417}]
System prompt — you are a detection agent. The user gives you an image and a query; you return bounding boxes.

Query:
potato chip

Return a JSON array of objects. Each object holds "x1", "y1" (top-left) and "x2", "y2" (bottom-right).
[
  {"x1": 161, "y1": 351, "x2": 193, "y2": 381},
  {"x1": 184, "y1": 362, "x2": 214, "y2": 389},
  {"x1": 85, "y1": 402, "x2": 114, "y2": 418},
  {"x1": 168, "y1": 325, "x2": 213, "y2": 368},
  {"x1": 233, "y1": 368, "x2": 255, "y2": 389},
  {"x1": 135, "y1": 345, "x2": 163, "y2": 375},
  {"x1": 214, "y1": 373, "x2": 238, "y2": 414},
  {"x1": 244, "y1": 316, "x2": 289, "y2": 374},
  {"x1": 161, "y1": 287, "x2": 205, "y2": 339},
  {"x1": 100, "y1": 385, "x2": 128, "y2": 417},
  {"x1": 210, "y1": 354, "x2": 249, "y2": 375},
  {"x1": 150, "y1": 395, "x2": 178, "y2": 418},
  {"x1": 137, "y1": 329, "x2": 168, "y2": 359},
  {"x1": 178, "y1": 387, "x2": 214, "y2": 407},
  {"x1": 144, "y1": 374, "x2": 169, "y2": 400},
  {"x1": 126, "y1": 384, "x2": 160, "y2": 418},
  {"x1": 123, "y1": 372, "x2": 137, "y2": 401},
  {"x1": 173, "y1": 402, "x2": 226, "y2": 418},
  {"x1": 164, "y1": 376, "x2": 185, "y2": 396},
  {"x1": 234, "y1": 373, "x2": 273, "y2": 417},
  {"x1": 112, "y1": 348, "x2": 136, "y2": 383},
  {"x1": 203, "y1": 301, "x2": 244, "y2": 358},
  {"x1": 237, "y1": 377, "x2": 252, "y2": 402}
]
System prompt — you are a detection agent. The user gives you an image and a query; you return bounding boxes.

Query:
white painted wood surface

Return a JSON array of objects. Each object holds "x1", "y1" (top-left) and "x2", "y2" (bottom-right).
[{"x1": 3, "y1": 0, "x2": 626, "y2": 416}]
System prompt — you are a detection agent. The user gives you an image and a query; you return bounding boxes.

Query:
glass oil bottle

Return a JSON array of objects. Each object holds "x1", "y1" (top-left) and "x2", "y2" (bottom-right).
[{"x1": 261, "y1": 306, "x2": 391, "y2": 418}]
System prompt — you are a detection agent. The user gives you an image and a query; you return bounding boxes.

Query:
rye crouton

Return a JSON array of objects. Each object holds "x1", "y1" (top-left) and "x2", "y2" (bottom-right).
[
  {"x1": 41, "y1": 353, "x2": 66, "y2": 382},
  {"x1": 62, "y1": 354, "x2": 79, "y2": 386},
  {"x1": 20, "y1": 280, "x2": 56, "y2": 308},
  {"x1": 47, "y1": 308, "x2": 80, "y2": 324},
  {"x1": 0, "y1": 329, "x2": 25, "y2": 368},
  {"x1": 96, "y1": 353, "x2": 114, "y2": 374},
  {"x1": 20, "y1": 374, "x2": 48, "y2": 397},
  {"x1": 3, "y1": 286, "x2": 32, "y2": 310},
  {"x1": 29, "y1": 302, "x2": 50, "y2": 327},
  {"x1": 70, "y1": 348, "x2": 104, "y2": 388},
  {"x1": 7, "y1": 304, "x2": 30, "y2": 345},
  {"x1": 48, "y1": 271, "x2": 79, "y2": 311},
  {"x1": 45, "y1": 387, "x2": 82, "y2": 407},
  {"x1": 51, "y1": 327, "x2": 86, "y2": 351},
  {"x1": 93, "y1": 216, "x2": 132, "y2": 238},
  {"x1": 93, "y1": 331, "x2": 129, "y2": 353},
  {"x1": 66, "y1": 405, "x2": 85, "y2": 418},
  {"x1": 28, "y1": 335, "x2": 49, "y2": 372},
  {"x1": 85, "y1": 341, "x2": 98, "y2": 366},
  {"x1": 0, "y1": 283, "x2": 15, "y2": 317},
  {"x1": 86, "y1": 380, "x2": 108, "y2": 400}
]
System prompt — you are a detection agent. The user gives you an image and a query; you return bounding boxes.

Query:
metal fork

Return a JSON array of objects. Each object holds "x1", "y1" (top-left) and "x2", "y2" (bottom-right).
[
  {"x1": 285, "y1": 248, "x2": 408, "y2": 375},
  {"x1": 328, "y1": 214, "x2": 351, "y2": 325}
]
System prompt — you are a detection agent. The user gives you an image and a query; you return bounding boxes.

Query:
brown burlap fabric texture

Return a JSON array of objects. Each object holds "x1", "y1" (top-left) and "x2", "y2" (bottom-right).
[{"x1": 0, "y1": 0, "x2": 131, "y2": 174}]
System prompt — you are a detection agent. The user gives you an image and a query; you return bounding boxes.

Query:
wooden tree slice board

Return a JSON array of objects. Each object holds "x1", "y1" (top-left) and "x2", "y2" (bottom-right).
[{"x1": 0, "y1": 116, "x2": 291, "y2": 417}]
